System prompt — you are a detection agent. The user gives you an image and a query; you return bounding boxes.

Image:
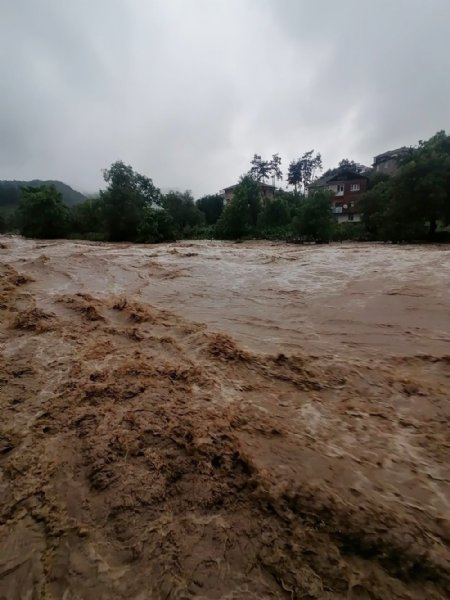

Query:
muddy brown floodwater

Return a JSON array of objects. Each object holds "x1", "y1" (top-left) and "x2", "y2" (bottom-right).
[{"x1": 1, "y1": 236, "x2": 449, "y2": 599}]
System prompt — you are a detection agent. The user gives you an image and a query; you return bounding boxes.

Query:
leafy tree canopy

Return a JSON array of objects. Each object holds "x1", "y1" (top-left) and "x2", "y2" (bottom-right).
[
  {"x1": 70, "y1": 198, "x2": 104, "y2": 236},
  {"x1": 216, "y1": 175, "x2": 261, "y2": 238},
  {"x1": 162, "y1": 191, "x2": 204, "y2": 235},
  {"x1": 249, "y1": 154, "x2": 271, "y2": 183},
  {"x1": 269, "y1": 153, "x2": 283, "y2": 186},
  {"x1": 323, "y1": 158, "x2": 368, "y2": 179},
  {"x1": 100, "y1": 161, "x2": 160, "y2": 241},
  {"x1": 196, "y1": 194, "x2": 224, "y2": 225},
  {"x1": 249, "y1": 153, "x2": 283, "y2": 186},
  {"x1": 391, "y1": 130, "x2": 450, "y2": 235},
  {"x1": 18, "y1": 185, "x2": 69, "y2": 239},
  {"x1": 293, "y1": 190, "x2": 334, "y2": 242},
  {"x1": 287, "y1": 150, "x2": 322, "y2": 193},
  {"x1": 360, "y1": 130, "x2": 450, "y2": 240},
  {"x1": 137, "y1": 205, "x2": 176, "y2": 243},
  {"x1": 258, "y1": 196, "x2": 290, "y2": 229}
]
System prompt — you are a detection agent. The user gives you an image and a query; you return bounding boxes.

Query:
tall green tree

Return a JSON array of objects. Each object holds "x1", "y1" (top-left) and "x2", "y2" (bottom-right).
[
  {"x1": 287, "y1": 160, "x2": 302, "y2": 193},
  {"x1": 360, "y1": 181, "x2": 392, "y2": 239},
  {"x1": 100, "y1": 161, "x2": 160, "y2": 241},
  {"x1": 322, "y1": 158, "x2": 367, "y2": 179},
  {"x1": 390, "y1": 131, "x2": 450, "y2": 237},
  {"x1": 258, "y1": 194, "x2": 290, "y2": 229},
  {"x1": 250, "y1": 153, "x2": 283, "y2": 186},
  {"x1": 216, "y1": 175, "x2": 261, "y2": 238},
  {"x1": 358, "y1": 131, "x2": 450, "y2": 241},
  {"x1": 196, "y1": 193, "x2": 224, "y2": 225},
  {"x1": 269, "y1": 153, "x2": 283, "y2": 187},
  {"x1": 162, "y1": 191, "x2": 204, "y2": 236},
  {"x1": 294, "y1": 190, "x2": 334, "y2": 242},
  {"x1": 336, "y1": 158, "x2": 361, "y2": 174},
  {"x1": 367, "y1": 171, "x2": 390, "y2": 190},
  {"x1": 0, "y1": 181, "x2": 21, "y2": 209},
  {"x1": 249, "y1": 154, "x2": 271, "y2": 183},
  {"x1": 137, "y1": 205, "x2": 176, "y2": 243},
  {"x1": 287, "y1": 150, "x2": 322, "y2": 193},
  {"x1": 70, "y1": 197, "x2": 104, "y2": 236},
  {"x1": 18, "y1": 185, "x2": 69, "y2": 239}
]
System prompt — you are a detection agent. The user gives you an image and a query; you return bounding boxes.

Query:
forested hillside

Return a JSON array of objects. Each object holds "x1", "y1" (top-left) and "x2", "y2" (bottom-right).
[{"x1": 0, "y1": 180, "x2": 86, "y2": 209}]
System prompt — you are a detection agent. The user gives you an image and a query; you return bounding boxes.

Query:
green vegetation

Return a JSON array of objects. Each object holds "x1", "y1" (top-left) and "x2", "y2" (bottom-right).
[
  {"x1": 3, "y1": 131, "x2": 449, "y2": 244},
  {"x1": 287, "y1": 150, "x2": 322, "y2": 193},
  {"x1": 216, "y1": 176, "x2": 261, "y2": 239},
  {"x1": 70, "y1": 197, "x2": 105, "y2": 238},
  {"x1": 196, "y1": 194, "x2": 224, "y2": 225},
  {"x1": 137, "y1": 205, "x2": 176, "y2": 243},
  {"x1": 161, "y1": 191, "x2": 204, "y2": 237},
  {"x1": 361, "y1": 131, "x2": 450, "y2": 241},
  {"x1": 0, "y1": 179, "x2": 86, "y2": 209},
  {"x1": 18, "y1": 185, "x2": 70, "y2": 239},
  {"x1": 100, "y1": 161, "x2": 161, "y2": 241},
  {"x1": 293, "y1": 191, "x2": 334, "y2": 242},
  {"x1": 322, "y1": 158, "x2": 367, "y2": 179}
]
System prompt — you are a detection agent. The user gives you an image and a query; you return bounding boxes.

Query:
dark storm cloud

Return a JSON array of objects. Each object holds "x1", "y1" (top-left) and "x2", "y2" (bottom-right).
[
  {"x1": 1, "y1": 0, "x2": 449, "y2": 196},
  {"x1": 264, "y1": 0, "x2": 450, "y2": 161}
]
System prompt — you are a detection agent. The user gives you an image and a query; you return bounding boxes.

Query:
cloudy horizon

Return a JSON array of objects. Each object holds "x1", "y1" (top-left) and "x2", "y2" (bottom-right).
[{"x1": 1, "y1": 0, "x2": 449, "y2": 197}]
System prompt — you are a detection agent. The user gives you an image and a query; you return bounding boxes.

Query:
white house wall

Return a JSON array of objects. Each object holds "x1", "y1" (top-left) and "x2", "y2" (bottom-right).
[{"x1": 337, "y1": 214, "x2": 362, "y2": 224}]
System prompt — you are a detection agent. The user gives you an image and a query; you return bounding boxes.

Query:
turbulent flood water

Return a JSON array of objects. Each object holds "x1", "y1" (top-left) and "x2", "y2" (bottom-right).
[
  {"x1": 5, "y1": 236, "x2": 450, "y2": 356},
  {"x1": 1, "y1": 236, "x2": 450, "y2": 599}
]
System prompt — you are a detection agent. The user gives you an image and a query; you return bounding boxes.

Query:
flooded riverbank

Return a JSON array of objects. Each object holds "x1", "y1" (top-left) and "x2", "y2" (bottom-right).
[{"x1": 1, "y1": 236, "x2": 449, "y2": 599}]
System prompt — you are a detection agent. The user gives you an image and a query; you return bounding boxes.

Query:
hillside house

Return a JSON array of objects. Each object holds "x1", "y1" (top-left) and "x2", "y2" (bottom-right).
[
  {"x1": 222, "y1": 182, "x2": 276, "y2": 206},
  {"x1": 373, "y1": 147, "x2": 410, "y2": 175},
  {"x1": 310, "y1": 171, "x2": 368, "y2": 223}
]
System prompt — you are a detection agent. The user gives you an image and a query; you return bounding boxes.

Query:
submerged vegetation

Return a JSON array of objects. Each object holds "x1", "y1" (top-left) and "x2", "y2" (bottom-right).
[{"x1": 1, "y1": 130, "x2": 449, "y2": 243}]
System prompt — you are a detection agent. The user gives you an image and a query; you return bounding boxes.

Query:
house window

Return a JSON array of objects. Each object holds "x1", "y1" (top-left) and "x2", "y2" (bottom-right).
[
  {"x1": 348, "y1": 214, "x2": 354, "y2": 221},
  {"x1": 334, "y1": 201, "x2": 342, "y2": 214},
  {"x1": 350, "y1": 183, "x2": 360, "y2": 192},
  {"x1": 335, "y1": 184, "x2": 344, "y2": 197}
]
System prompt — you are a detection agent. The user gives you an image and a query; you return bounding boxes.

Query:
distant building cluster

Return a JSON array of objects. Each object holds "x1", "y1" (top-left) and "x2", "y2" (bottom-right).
[{"x1": 221, "y1": 146, "x2": 409, "y2": 224}]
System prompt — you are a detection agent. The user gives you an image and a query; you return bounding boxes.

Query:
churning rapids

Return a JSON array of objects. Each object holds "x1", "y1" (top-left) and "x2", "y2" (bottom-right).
[{"x1": 1, "y1": 236, "x2": 449, "y2": 599}]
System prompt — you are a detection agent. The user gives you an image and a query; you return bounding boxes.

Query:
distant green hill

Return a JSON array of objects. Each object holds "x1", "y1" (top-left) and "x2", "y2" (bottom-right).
[{"x1": 0, "y1": 180, "x2": 87, "y2": 209}]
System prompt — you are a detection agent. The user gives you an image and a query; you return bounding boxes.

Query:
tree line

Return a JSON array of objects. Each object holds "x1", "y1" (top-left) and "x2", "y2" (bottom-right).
[
  {"x1": 361, "y1": 131, "x2": 450, "y2": 241},
  {"x1": 1, "y1": 130, "x2": 449, "y2": 243}
]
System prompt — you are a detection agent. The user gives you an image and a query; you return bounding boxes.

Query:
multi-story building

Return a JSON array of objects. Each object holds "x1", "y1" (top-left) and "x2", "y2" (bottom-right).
[
  {"x1": 221, "y1": 182, "x2": 276, "y2": 206},
  {"x1": 373, "y1": 147, "x2": 410, "y2": 175},
  {"x1": 310, "y1": 170, "x2": 369, "y2": 223}
]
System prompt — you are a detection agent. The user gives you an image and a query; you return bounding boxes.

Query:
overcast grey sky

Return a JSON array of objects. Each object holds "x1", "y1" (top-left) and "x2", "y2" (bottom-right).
[{"x1": 1, "y1": 0, "x2": 449, "y2": 196}]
